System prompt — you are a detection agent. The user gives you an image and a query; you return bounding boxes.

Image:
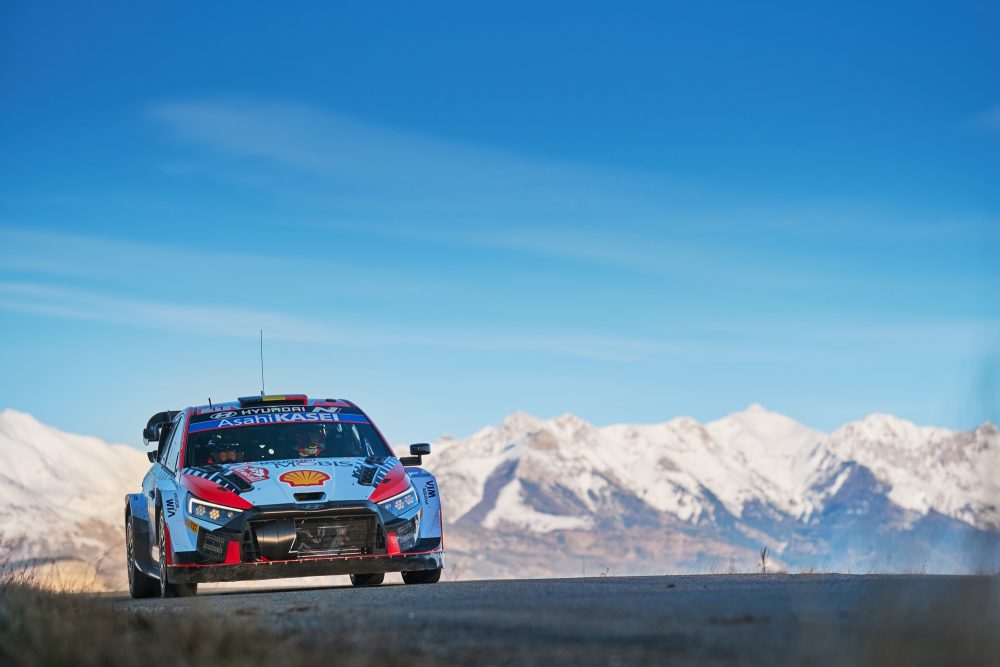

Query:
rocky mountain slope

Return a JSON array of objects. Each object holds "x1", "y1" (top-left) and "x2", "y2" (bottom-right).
[
  {"x1": 426, "y1": 406, "x2": 999, "y2": 576},
  {"x1": 0, "y1": 409, "x2": 148, "y2": 589},
  {"x1": 0, "y1": 406, "x2": 996, "y2": 588}
]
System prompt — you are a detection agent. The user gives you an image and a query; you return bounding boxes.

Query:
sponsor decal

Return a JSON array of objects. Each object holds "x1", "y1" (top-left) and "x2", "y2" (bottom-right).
[
  {"x1": 422, "y1": 480, "x2": 438, "y2": 501},
  {"x1": 203, "y1": 406, "x2": 310, "y2": 420},
  {"x1": 188, "y1": 411, "x2": 369, "y2": 433},
  {"x1": 196, "y1": 404, "x2": 348, "y2": 418},
  {"x1": 230, "y1": 464, "x2": 269, "y2": 484},
  {"x1": 164, "y1": 497, "x2": 178, "y2": 518},
  {"x1": 279, "y1": 470, "x2": 331, "y2": 487},
  {"x1": 272, "y1": 459, "x2": 334, "y2": 468},
  {"x1": 234, "y1": 406, "x2": 308, "y2": 415}
]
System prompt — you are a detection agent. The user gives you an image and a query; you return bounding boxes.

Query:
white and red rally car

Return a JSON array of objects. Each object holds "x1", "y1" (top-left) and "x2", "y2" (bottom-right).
[{"x1": 125, "y1": 394, "x2": 443, "y2": 597}]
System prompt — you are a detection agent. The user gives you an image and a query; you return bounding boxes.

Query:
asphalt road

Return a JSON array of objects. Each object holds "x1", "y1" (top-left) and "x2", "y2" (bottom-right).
[{"x1": 111, "y1": 574, "x2": 1000, "y2": 666}]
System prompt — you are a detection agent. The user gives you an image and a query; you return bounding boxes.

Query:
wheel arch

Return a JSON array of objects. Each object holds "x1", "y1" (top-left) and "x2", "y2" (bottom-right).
[{"x1": 125, "y1": 493, "x2": 155, "y2": 576}]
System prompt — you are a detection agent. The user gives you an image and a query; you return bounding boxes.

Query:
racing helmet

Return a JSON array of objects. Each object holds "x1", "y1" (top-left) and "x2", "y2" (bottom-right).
[
  {"x1": 207, "y1": 436, "x2": 240, "y2": 463},
  {"x1": 296, "y1": 424, "x2": 327, "y2": 457}
]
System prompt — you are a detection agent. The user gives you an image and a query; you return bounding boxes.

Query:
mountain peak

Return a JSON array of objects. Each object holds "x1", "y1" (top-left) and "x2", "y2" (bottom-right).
[
  {"x1": 0, "y1": 407, "x2": 38, "y2": 425},
  {"x1": 0, "y1": 407, "x2": 52, "y2": 440},
  {"x1": 976, "y1": 421, "x2": 998, "y2": 437},
  {"x1": 550, "y1": 412, "x2": 591, "y2": 429},
  {"x1": 713, "y1": 403, "x2": 785, "y2": 423},
  {"x1": 501, "y1": 411, "x2": 543, "y2": 431},
  {"x1": 710, "y1": 403, "x2": 818, "y2": 435},
  {"x1": 833, "y1": 413, "x2": 932, "y2": 445}
]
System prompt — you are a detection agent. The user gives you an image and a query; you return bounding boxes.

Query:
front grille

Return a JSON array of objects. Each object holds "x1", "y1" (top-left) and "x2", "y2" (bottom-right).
[{"x1": 290, "y1": 515, "x2": 378, "y2": 557}]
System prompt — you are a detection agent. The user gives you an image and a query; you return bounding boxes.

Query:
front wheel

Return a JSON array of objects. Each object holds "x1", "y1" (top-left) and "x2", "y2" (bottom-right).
[
  {"x1": 401, "y1": 568, "x2": 441, "y2": 585},
  {"x1": 126, "y1": 514, "x2": 158, "y2": 599},
  {"x1": 158, "y1": 512, "x2": 198, "y2": 598},
  {"x1": 349, "y1": 573, "x2": 384, "y2": 586}
]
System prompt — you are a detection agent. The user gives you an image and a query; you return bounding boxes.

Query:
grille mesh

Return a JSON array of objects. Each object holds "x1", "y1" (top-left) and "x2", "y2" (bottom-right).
[
  {"x1": 290, "y1": 515, "x2": 376, "y2": 557},
  {"x1": 395, "y1": 518, "x2": 417, "y2": 550},
  {"x1": 198, "y1": 530, "x2": 228, "y2": 560}
]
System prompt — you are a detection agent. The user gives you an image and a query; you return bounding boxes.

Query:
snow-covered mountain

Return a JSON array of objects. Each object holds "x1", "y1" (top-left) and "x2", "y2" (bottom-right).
[
  {"x1": 0, "y1": 408, "x2": 148, "y2": 588},
  {"x1": 824, "y1": 415, "x2": 1000, "y2": 528},
  {"x1": 427, "y1": 405, "x2": 999, "y2": 575},
  {"x1": 0, "y1": 406, "x2": 996, "y2": 587}
]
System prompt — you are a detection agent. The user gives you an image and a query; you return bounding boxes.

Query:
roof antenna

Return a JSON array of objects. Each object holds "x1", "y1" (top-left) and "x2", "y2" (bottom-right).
[
  {"x1": 259, "y1": 329, "x2": 266, "y2": 397},
  {"x1": 208, "y1": 397, "x2": 214, "y2": 409}
]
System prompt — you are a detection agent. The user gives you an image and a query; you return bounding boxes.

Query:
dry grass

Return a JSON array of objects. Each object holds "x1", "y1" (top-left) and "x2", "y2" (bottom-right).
[
  {"x1": 0, "y1": 564, "x2": 403, "y2": 667},
  {"x1": 2, "y1": 553, "x2": 997, "y2": 667},
  {"x1": 0, "y1": 578, "x2": 311, "y2": 667}
]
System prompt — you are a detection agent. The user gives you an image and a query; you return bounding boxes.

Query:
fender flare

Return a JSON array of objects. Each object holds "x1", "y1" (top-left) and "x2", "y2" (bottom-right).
[
  {"x1": 407, "y1": 468, "x2": 443, "y2": 540},
  {"x1": 126, "y1": 493, "x2": 148, "y2": 523},
  {"x1": 125, "y1": 493, "x2": 155, "y2": 576}
]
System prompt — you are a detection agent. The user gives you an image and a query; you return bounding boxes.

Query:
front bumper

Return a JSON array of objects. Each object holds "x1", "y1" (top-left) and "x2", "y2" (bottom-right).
[
  {"x1": 167, "y1": 498, "x2": 441, "y2": 583},
  {"x1": 167, "y1": 549, "x2": 443, "y2": 583}
]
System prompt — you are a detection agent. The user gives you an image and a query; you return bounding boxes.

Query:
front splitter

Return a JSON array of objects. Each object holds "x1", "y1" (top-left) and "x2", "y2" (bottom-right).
[{"x1": 167, "y1": 551, "x2": 443, "y2": 584}]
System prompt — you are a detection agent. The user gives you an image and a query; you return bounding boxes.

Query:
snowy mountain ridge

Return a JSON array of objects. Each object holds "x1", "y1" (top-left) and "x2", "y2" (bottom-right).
[
  {"x1": 429, "y1": 405, "x2": 998, "y2": 534},
  {"x1": 0, "y1": 405, "x2": 997, "y2": 583},
  {"x1": 0, "y1": 408, "x2": 148, "y2": 587}
]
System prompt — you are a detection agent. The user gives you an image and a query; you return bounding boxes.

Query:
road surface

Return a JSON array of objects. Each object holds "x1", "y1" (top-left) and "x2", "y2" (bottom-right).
[{"x1": 111, "y1": 574, "x2": 999, "y2": 666}]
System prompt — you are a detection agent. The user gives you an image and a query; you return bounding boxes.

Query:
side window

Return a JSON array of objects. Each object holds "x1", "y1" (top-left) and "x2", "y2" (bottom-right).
[
  {"x1": 157, "y1": 419, "x2": 176, "y2": 466},
  {"x1": 353, "y1": 425, "x2": 374, "y2": 457},
  {"x1": 160, "y1": 413, "x2": 186, "y2": 472}
]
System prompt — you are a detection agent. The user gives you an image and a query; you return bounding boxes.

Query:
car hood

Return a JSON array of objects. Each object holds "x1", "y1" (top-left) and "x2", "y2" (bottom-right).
[{"x1": 179, "y1": 456, "x2": 407, "y2": 509}]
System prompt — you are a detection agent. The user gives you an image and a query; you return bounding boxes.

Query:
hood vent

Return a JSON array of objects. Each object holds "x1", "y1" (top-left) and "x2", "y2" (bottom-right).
[{"x1": 294, "y1": 492, "x2": 326, "y2": 502}]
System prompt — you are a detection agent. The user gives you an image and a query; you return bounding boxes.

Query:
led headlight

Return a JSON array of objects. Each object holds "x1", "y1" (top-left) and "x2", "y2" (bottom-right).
[
  {"x1": 377, "y1": 486, "x2": 419, "y2": 517},
  {"x1": 187, "y1": 496, "x2": 243, "y2": 526}
]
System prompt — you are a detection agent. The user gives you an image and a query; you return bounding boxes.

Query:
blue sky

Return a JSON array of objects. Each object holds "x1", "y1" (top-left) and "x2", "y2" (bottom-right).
[{"x1": 1, "y1": 1, "x2": 998, "y2": 447}]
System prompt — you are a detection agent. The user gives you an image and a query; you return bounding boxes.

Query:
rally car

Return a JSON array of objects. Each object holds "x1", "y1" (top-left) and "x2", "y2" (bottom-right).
[{"x1": 124, "y1": 394, "x2": 444, "y2": 597}]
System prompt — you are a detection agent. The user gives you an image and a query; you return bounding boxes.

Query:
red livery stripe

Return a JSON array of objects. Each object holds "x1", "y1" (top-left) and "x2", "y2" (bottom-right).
[
  {"x1": 368, "y1": 463, "x2": 410, "y2": 503},
  {"x1": 178, "y1": 473, "x2": 254, "y2": 510}
]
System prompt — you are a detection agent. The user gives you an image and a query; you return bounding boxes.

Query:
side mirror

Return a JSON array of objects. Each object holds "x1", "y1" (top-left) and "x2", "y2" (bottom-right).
[
  {"x1": 143, "y1": 410, "x2": 178, "y2": 447},
  {"x1": 400, "y1": 443, "x2": 431, "y2": 467},
  {"x1": 147, "y1": 450, "x2": 157, "y2": 463},
  {"x1": 142, "y1": 424, "x2": 161, "y2": 447}
]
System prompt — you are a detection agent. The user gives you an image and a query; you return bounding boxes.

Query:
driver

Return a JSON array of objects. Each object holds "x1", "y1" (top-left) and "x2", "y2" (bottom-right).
[
  {"x1": 206, "y1": 438, "x2": 241, "y2": 464},
  {"x1": 295, "y1": 424, "x2": 326, "y2": 458},
  {"x1": 217, "y1": 443, "x2": 240, "y2": 464}
]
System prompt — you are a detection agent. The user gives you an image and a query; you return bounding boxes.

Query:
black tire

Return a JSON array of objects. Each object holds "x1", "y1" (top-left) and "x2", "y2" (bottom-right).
[
  {"x1": 349, "y1": 573, "x2": 385, "y2": 586},
  {"x1": 158, "y1": 512, "x2": 198, "y2": 598},
  {"x1": 401, "y1": 568, "x2": 441, "y2": 585},
  {"x1": 126, "y1": 513, "x2": 159, "y2": 599}
]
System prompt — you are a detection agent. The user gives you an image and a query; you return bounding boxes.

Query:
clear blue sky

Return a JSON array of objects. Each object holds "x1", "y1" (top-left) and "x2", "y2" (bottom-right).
[{"x1": 1, "y1": 1, "x2": 997, "y2": 446}]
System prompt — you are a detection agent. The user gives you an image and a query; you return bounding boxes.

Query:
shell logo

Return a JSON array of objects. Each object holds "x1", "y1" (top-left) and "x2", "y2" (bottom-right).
[{"x1": 278, "y1": 469, "x2": 331, "y2": 487}]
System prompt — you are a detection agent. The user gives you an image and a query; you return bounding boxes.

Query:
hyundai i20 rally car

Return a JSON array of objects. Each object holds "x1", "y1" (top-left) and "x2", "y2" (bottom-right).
[{"x1": 124, "y1": 394, "x2": 443, "y2": 598}]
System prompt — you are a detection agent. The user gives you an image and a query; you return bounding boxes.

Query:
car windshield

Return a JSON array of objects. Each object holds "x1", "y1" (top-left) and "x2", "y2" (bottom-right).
[{"x1": 184, "y1": 421, "x2": 393, "y2": 467}]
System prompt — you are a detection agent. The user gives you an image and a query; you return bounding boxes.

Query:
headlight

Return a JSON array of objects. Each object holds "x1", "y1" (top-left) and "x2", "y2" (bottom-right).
[
  {"x1": 378, "y1": 487, "x2": 419, "y2": 517},
  {"x1": 187, "y1": 496, "x2": 243, "y2": 526}
]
